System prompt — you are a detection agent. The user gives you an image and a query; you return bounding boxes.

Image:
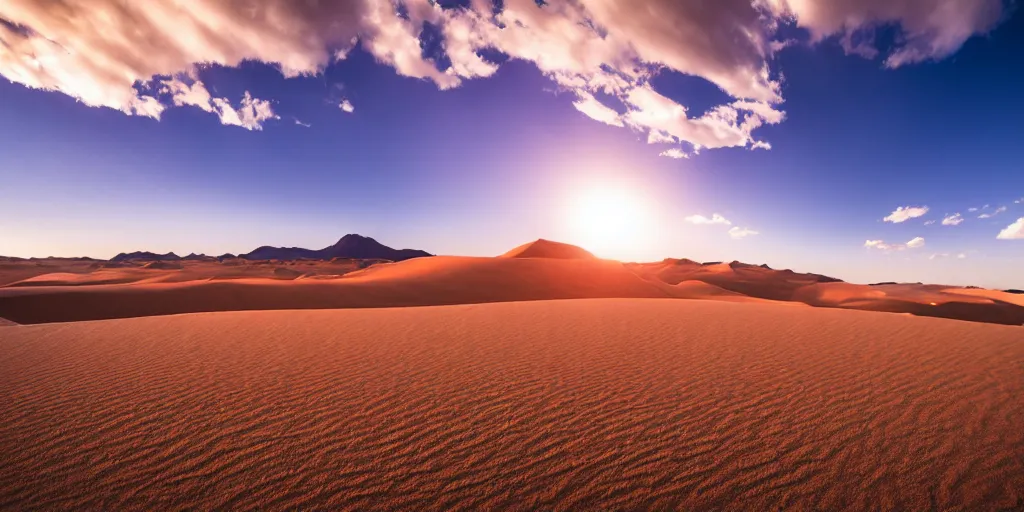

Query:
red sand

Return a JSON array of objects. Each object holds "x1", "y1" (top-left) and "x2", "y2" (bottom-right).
[
  {"x1": 1, "y1": 299, "x2": 1022, "y2": 509},
  {"x1": 1, "y1": 251, "x2": 1022, "y2": 325}
]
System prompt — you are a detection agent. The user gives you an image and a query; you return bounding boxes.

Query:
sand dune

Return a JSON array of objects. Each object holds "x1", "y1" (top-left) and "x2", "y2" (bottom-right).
[
  {"x1": 0, "y1": 257, "x2": 671, "y2": 324},
  {"x1": 500, "y1": 239, "x2": 596, "y2": 259},
  {"x1": 1, "y1": 299, "x2": 1022, "y2": 510},
  {"x1": 944, "y1": 287, "x2": 1024, "y2": 307},
  {"x1": 1, "y1": 246, "x2": 1022, "y2": 325}
]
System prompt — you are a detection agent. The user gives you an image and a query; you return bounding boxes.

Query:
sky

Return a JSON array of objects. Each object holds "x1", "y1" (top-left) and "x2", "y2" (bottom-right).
[{"x1": 0, "y1": 0, "x2": 1022, "y2": 289}]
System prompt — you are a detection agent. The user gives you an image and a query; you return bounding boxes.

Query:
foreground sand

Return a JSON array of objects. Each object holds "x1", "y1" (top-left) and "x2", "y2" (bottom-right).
[{"x1": 2, "y1": 299, "x2": 1022, "y2": 510}]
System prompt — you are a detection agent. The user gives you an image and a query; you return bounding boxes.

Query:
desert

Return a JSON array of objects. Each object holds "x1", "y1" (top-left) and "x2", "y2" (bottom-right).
[
  {"x1": 3, "y1": 1, "x2": 1024, "y2": 508},
  {"x1": 3, "y1": 299, "x2": 1023, "y2": 510}
]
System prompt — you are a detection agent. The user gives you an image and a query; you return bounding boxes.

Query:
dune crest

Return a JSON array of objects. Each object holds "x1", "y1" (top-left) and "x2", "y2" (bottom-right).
[
  {"x1": 499, "y1": 239, "x2": 596, "y2": 259},
  {"x1": 1, "y1": 239, "x2": 1022, "y2": 325}
]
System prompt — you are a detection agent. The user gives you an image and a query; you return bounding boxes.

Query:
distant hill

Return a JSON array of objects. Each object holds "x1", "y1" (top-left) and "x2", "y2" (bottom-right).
[
  {"x1": 239, "y1": 234, "x2": 431, "y2": 262},
  {"x1": 110, "y1": 251, "x2": 181, "y2": 262},
  {"x1": 103, "y1": 235, "x2": 431, "y2": 263}
]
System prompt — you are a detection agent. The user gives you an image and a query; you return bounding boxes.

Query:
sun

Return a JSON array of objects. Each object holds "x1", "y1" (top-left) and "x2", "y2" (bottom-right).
[{"x1": 567, "y1": 185, "x2": 654, "y2": 260}]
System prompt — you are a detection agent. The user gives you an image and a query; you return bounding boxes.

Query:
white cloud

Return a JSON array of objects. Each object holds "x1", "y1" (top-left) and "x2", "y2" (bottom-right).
[
  {"x1": 572, "y1": 91, "x2": 623, "y2": 127},
  {"x1": 0, "y1": 0, "x2": 1006, "y2": 145},
  {"x1": 928, "y1": 253, "x2": 948, "y2": 260},
  {"x1": 941, "y1": 213, "x2": 963, "y2": 226},
  {"x1": 1015, "y1": 198, "x2": 1022, "y2": 204},
  {"x1": 883, "y1": 206, "x2": 929, "y2": 223},
  {"x1": 659, "y1": 148, "x2": 689, "y2": 159},
  {"x1": 997, "y1": 218, "x2": 1024, "y2": 240},
  {"x1": 978, "y1": 206, "x2": 1007, "y2": 219},
  {"x1": 865, "y1": 236, "x2": 925, "y2": 251},
  {"x1": 957, "y1": 253, "x2": 967, "y2": 259},
  {"x1": 685, "y1": 213, "x2": 731, "y2": 225},
  {"x1": 728, "y1": 226, "x2": 759, "y2": 239},
  {"x1": 340, "y1": 99, "x2": 355, "y2": 113},
  {"x1": 769, "y1": 0, "x2": 1003, "y2": 67},
  {"x1": 213, "y1": 92, "x2": 278, "y2": 131},
  {"x1": 623, "y1": 85, "x2": 783, "y2": 152},
  {"x1": 294, "y1": 119, "x2": 312, "y2": 128},
  {"x1": 968, "y1": 207, "x2": 979, "y2": 212},
  {"x1": 923, "y1": 220, "x2": 935, "y2": 225}
]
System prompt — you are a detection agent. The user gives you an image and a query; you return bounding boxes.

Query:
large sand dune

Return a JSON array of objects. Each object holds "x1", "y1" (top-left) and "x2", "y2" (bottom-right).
[
  {"x1": 1, "y1": 247, "x2": 1023, "y2": 325},
  {"x1": 1, "y1": 299, "x2": 1022, "y2": 510}
]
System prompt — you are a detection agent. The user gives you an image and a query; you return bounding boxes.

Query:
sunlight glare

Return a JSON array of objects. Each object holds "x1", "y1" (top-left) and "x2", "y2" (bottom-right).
[{"x1": 568, "y1": 185, "x2": 654, "y2": 261}]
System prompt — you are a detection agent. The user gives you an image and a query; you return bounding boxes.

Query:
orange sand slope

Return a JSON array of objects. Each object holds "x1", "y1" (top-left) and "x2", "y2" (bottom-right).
[
  {"x1": 2, "y1": 246, "x2": 1023, "y2": 326},
  {"x1": 1, "y1": 299, "x2": 1022, "y2": 510}
]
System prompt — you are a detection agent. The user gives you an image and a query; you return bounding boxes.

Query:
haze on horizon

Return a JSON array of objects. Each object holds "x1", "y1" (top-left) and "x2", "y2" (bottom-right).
[{"x1": 1, "y1": 0, "x2": 1022, "y2": 289}]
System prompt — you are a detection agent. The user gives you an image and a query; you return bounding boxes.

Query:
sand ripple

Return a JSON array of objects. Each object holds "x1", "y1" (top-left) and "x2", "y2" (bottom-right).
[{"x1": 1, "y1": 299, "x2": 1022, "y2": 510}]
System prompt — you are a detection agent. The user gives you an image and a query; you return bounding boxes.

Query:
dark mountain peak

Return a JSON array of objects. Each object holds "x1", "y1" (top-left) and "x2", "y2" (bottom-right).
[
  {"x1": 110, "y1": 251, "x2": 181, "y2": 262},
  {"x1": 239, "y1": 235, "x2": 431, "y2": 262},
  {"x1": 329, "y1": 233, "x2": 383, "y2": 250}
]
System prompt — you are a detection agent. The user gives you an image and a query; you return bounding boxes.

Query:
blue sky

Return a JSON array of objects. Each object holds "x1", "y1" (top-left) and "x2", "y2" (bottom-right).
[{"x1": 0, "y1": 1, "x2": 1022, "y2": 288}]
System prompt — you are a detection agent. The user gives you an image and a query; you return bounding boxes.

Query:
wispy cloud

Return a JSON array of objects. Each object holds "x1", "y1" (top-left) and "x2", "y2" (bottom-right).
[
  {"x1": 163, "y1": 77, "x2": 277, "y2": 130},
  {"x1": 997, "y1": 218, "x2": 1024, "y2": 240},
  {"x1": 294, "y1": 119, "x2": 312, "y2": 128},
  {"x1": 0, "y1": 0, "x2": 1006, "y2": 149},
  {"x1": 572, "y1": 91, "x2": 623, "y2": 127},
  {"x1": 685, "y1": 214, "x2": 731, "y2": 226},
  {"x1": 941, "y1": 213, "x2": 963, "y2": 226},
  {"x1": 924, "y1": 220, "x2": 936, "y2": 226},
  {"x1": 968, "y1": 207, "x2": 979, "y2": 212},
  {"x1": 978, "y1": 206, "x2": 1007, "y2": 219},
  {"x1": 728, "y1": 226, "x2": 759, "y2": 239},
  {"x1": 883, "y1": 206, "x2": 929, "y2": 223},
  {"x1": 659, "y1": 148, "x2": 689, "y2": 159},
  {"x1": 865, "y1": 236, "x2": 925, "y2": 251}
]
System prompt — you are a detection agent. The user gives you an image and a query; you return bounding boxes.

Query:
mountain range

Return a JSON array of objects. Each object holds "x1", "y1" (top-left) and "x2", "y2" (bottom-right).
[{"x1": 110, "y1": 234, "x2": 432, "y2": 263}]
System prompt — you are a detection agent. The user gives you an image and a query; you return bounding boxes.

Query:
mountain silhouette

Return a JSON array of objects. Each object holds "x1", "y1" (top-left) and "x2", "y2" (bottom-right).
[{"x1": 239, "y1": 234, "x2": 431, "y2": 262}]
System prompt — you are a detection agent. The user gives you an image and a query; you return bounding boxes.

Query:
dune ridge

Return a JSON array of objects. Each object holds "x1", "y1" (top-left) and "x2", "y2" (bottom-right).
[
  {"x1": 1, "y1": 299, "x2": 1022, "y2": 510},
  {"x1": 1, "y1": 240, "x2": 1022, "y2": 325}
]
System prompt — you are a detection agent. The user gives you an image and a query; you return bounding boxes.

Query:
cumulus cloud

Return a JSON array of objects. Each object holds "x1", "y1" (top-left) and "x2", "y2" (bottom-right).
[
  {"x1": 769, "y1": 0, "x2": 1004, "y2": 67},
  {"x1": 659, "y1": 148, "x2": 689, "y2": 159},
  {"x1": 978, "y1": 206, "x2": 1007, "y2": 219},
  {"x1": 941, "y1": 213, "x2": 963, "y2": 226},
  {"x1": 685, "y1": 213, "x2": 732, "y2": 225},
  {"x1": 340, "y1": 99, "x2": 355, "y2": 113},
  {"x1": 905, "y1": 236, "x2": 925, "y2": 249},
  {"x1": 0, "y1": 0, "x2": 1007, "y2": 143},
  {"x1": 728, "y1": 226, "x2": 759, "y2": 239},
  {"x1": 865, "y1": 236, "x2": 925, "y2": 251},
  {"x1": 997, "y1": 218, "x2": 1024, "y2": 240},
  {"x1": 883, "y1": 206, "x2": 929, "y2": 223}
]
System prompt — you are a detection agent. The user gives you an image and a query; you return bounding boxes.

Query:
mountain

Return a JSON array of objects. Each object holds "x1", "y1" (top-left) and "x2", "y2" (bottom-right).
[
  {"x1": 181, "y1": 253, "x2": 217, "y2": 261},
  {"x1": 239, "y1": 234, "x2": 432, "y2": 262},
  {"x1": 110, "y1": 251, "x2": 181, "y2": 262}
]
